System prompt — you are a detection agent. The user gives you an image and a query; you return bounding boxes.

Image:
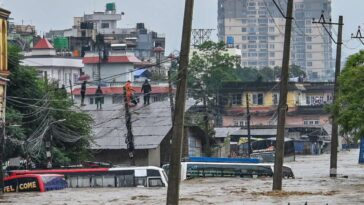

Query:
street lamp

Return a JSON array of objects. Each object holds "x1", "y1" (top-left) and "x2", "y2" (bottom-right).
[{"x1": 46, "y1": 119, "x2": 66, "y2": 169}]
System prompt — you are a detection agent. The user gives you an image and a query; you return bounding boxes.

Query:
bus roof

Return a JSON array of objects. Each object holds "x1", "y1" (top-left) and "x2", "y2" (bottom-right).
[{"x1": 184, "y1": 157, "x2": 260, "y2": 163}]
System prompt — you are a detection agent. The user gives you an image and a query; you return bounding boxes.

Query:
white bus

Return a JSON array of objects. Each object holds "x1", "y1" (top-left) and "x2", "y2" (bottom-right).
[
  {"x1": 163, "y1": 162, "x2": 294, "y2": 181},
  {"x1": 10, "y1": 166, "x2": 168, "y2": 188}
]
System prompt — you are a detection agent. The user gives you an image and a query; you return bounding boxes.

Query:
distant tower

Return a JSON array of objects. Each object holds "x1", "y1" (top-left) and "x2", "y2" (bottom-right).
[{"x1": 191, "y1": 29, "x2": 214, "y2": 48}]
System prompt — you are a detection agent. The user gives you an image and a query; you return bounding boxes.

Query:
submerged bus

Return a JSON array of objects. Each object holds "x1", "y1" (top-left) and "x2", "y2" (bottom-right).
[
  {"x1": 163, "y1": 162, "x2": 294, "y2": 181},
  {"x1": 3, "y1": 174, "x2": 67, "y2": 192},
  {"x1": 9, "y1": 166, "x2": 168, "y2": 188}
]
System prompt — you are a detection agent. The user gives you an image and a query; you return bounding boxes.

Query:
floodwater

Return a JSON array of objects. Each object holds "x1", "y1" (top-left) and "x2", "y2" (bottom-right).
[{"x1": 2, "y1": 149, "x2": 364, "y2": 205}]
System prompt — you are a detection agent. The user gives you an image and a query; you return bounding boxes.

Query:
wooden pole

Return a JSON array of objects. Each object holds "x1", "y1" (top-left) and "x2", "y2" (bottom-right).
[{"x1": 166, "y1": 0, "x2": 194, "y2": 204}]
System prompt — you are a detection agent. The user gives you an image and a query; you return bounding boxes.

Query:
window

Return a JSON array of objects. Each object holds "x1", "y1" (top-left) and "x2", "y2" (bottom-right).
[
  {"x1": 101, "y1": 23, "x2": 109, "y2": 28},
  {"x1": 89, "y1": 97, "x2": 94, "y2": 104},
  {"x1": 252, "y1": 93, "x2": 264, "y2": 105},
  {"x1": 148, "y1": 178, "x2": 163, "y2": 187},
  {"x1": 231, "y1": 94, "x2": 242, "y2": 105},
  {"x1": 303, "y1": 120, "x2": 320, "y2": 125},
  {"x1": 307, "y1": 45, "x2": 312, "y2": 49},
  {"x1": 269, "y1": 44, "x2": 275, "y2": 49},
  {"x1": 307, "y1": 62, "x2": 313, "y2": 67},
  {"x1": 241, "y1": 27, "x2": 247, "y2": 32},
  {"x1": 269, "y1": 27, "x2": 275, "y2": 32},
  {"x1": 272, "y1": 93, "x2": 279, "y2": 105},
  {"x1": 269, "y1": 52, "x2": 275, "y2": 57}
]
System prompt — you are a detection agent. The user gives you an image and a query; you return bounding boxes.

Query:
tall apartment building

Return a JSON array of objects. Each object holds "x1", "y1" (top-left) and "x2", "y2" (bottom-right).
[{"x1": 218, "y1": 0, "x2": 333, "y2": 81}]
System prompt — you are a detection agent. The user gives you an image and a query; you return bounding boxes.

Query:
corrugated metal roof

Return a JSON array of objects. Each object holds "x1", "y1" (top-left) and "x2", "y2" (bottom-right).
[
  {"x1": 86, "y1": 99, "x2": 195, "y2": 150},
  {"x1": 214, "y1": 127, "x2": 240, "y2": 138},
  {"x1": 231, "y1": 128, "x2": 277, "y2": 136}
]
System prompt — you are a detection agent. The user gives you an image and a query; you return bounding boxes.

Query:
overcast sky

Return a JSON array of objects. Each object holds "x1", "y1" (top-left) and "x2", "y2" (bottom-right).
[{"x1": 2, "y1": 0, "x2": 364, "y2": 59}]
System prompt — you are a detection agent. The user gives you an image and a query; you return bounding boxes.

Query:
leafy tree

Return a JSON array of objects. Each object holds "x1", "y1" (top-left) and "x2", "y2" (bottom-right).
[
  {"x1": 334, "y1": 50, "x2": 364, "y2": 141},
  {"x1": 188, "y1": 41, "x2": 239, "y2": 103},
  {"x1": 6, "y1": 44, "x2": 93, "y2": 166}
]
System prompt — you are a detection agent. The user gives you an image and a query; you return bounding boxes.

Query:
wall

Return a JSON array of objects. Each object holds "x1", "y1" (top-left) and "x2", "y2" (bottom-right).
[
  {"x1": 93, "y1": 149, "x2": 149, "y2": 166},
  {"x1": 148, "y1": 146, "x2": 161, "y2": 167},
  {"x1": 83, "y1": 63, "x2": 134, "y2": 82}
]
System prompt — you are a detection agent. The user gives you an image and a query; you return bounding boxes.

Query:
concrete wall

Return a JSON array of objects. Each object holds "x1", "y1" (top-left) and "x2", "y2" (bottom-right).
[
  {"x1": 83, "y1": 63, "x2": 133, "y2": 82},
  {"x1": 93, "y1": 149, "x2": 149, "y2": 166},
  {"x1": 148, "y1": 146, "x2": 161, "y2": 167}
]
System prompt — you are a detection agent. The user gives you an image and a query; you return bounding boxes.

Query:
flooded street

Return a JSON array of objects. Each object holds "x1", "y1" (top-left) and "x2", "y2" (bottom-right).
[{"x1": 3, "y1": 149, "x2": 364, "y2": 205}]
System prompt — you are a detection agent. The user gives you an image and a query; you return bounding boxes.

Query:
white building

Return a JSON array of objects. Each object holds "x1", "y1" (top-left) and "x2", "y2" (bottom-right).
[
  {"x1": 82, "y1": 50, "x2": 141, "y2": 84},
  {"x1": 21, "y1": 38, "x2": 83, "y2": 89}
]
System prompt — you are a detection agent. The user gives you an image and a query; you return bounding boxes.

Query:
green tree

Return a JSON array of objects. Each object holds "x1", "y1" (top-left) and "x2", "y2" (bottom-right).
[
  {"x1": 6, "y1": 44, "x2": 93, "y2": 166},
  {"x1": 334, "y1": 50, "x2": 364, "y2": 141},
  {"x1": 188, "y1": 41, "x2": 239, "y2": 102}
]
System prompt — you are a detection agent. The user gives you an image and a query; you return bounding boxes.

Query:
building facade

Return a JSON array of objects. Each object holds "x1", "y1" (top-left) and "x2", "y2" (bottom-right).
[
  {"x1": 0, "y1": 8, "x2": 10, "y2": 124},
  {"x1": 22, "y1": 38, "x2": 83, "y2": 89},
  {"x1": 218, "y1": 0, "x2": 333, "y2": 81},
  {"x1": 219, "y1": 81, "x2": 333, "y2": 127},
  {"x1": 45, "y1": 3, "x2": 166, "y2": 60}
]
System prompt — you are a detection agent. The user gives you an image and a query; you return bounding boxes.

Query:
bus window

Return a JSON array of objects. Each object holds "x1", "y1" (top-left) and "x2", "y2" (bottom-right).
[
  {"x1": 68, "y1": 176, "x2": 78, "y2": 188},
  {"x1": 147, "y1": 169, "x2": 161, "y2": 177},
  {"x1": 103, "y1": 176, "x2": 115, "y2": 187},
  {"x1": 116, "y1": 170, "x2": 135, "y2": 187},
  {"x1": 92, "y1": 176, "x2": 103, "y2": 187},
  {"x1": 17, "y1": 177, "x2": 40, "y2": 192},
  {"x1": 148, "y1": 177, "x2": 164, "y2": 187},
  {"x1": 77, "y1": 176, "x2": 91, "y2": 187},
  {"x1": 134, "y1": 177, "x2": 146, "y2": 187}
]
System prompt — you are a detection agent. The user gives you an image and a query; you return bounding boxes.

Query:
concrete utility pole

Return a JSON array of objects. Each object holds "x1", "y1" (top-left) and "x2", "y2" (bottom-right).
[
  {"x1": 273, "y1": 0, "x2": 294, "y2": 191},
  {"x1": 166, "y1": 0, "x2": 194, "y2": 204},
  {"x1": 245, "y1": 94, "x2": 252, "y2": 157},
  {"x1": 313, "y1": 14, "x2": 343, "y2": 178},
  {"x1": 123, "y1": 86, "x2": 135, "y2": 166},
  {"x1": 330, "y1": 16, "x2": 343, "y2": 177}
]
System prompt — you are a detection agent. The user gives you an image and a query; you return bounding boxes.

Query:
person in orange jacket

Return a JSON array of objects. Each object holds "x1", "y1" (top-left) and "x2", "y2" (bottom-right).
[{"x1": 124, "y1": 80, "x2": 136, "y2": 105}]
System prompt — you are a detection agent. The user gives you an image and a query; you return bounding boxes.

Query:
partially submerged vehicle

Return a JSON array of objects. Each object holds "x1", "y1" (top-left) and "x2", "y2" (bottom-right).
[
  {"x1": 9, "y1": 166, "x2": 168, "y2": 188},
  {"x1": 163, "y1": 161, "x2": 294, "y2": 181},
  {"x1": 3, "y1": 174, "x2": 67, "y2": 192}
]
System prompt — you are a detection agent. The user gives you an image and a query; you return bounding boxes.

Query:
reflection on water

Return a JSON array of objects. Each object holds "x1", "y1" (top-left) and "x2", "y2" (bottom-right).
[{"x1": 3, "y1": 149, "x2": 364, "y2": 205}]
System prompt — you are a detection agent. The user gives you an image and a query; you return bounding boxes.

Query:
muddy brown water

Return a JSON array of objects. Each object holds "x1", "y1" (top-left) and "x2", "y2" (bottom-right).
[{"x1": 2, "y1": 149, "x2": 364, "y2": 205}]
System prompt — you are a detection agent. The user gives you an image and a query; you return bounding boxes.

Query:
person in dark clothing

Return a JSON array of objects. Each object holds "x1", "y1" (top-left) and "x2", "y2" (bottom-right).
[
  {"x1": 95, "y1": 85, "x2": 103, "y2": 110},
  {"x1": 141, "y1": 79, "x2": 152, "y2": 105},
  {"x1": 81, "y1": 81, "x2": 87, "y2": 106},
  {"x1": 60, "y1": 84, "x2": 67, "y2": 97}
]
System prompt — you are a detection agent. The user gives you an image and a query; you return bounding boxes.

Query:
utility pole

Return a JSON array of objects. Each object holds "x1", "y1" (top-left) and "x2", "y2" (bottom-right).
[
  {"x1": 203, "y1": 96, "x2": 210, "y2": 156},
  {"x1": 0, "y1": 121, "x2": 5, "y2": 194},
  {"x1": 313, "y1": 13, "x2": 343, "y2": 178},
  {"x1": 123, "y1": 86, "x2": 135, "y2": 166},
  {"x1": 245, "y1": 94, "x2": 252, "y2": 157},
  {"x1": 168, "y1": 68, "x2": 175, "y2": 121},
  {"x1": 45, "y1": 127, "x2": 52, "y2": 169},
  {"x1": 166, "y1": 0, "x2": 194, "y2": 204},
  {"x1": 69, "y1": 79, "x2": 74, "y2": 104},
  {"x1": 273, "y1": 0, "x2": 294, "y2": 191}
]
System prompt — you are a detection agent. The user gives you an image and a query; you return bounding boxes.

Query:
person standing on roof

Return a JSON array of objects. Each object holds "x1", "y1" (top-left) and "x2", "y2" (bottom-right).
[
  {"x1": 95, "y1": 85, "x2": 103, "y2": 110},
  {"x1": 81, "y1": 81, "x2": 87, "y2": 106},
  {"x1": 125, "y1": 80, "x2": 135, "y2": 105},
  {"x1": 141, "y1": 79, "x2": 152, "y2": 105}
]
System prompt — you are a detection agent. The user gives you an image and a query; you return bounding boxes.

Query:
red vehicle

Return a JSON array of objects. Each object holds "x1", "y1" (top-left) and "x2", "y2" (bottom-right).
[{"x1": 3, "y1": 174, "x2": 67, "y2": 192}]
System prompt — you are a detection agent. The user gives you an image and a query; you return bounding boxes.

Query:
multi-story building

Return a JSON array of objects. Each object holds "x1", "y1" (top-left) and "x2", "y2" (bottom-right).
[
  {"x1": 45, "y1": 3, "x2": 166, "y2": 60},
  {"x1": 219, "y1": 81, "x2": 333, "y2": 128},
  {"x1": 218, "y1": 0, "x2": 333, "y2": 81},
  {"x1": 22, "y1": 38, "x2": 83, "y2": 90}
]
